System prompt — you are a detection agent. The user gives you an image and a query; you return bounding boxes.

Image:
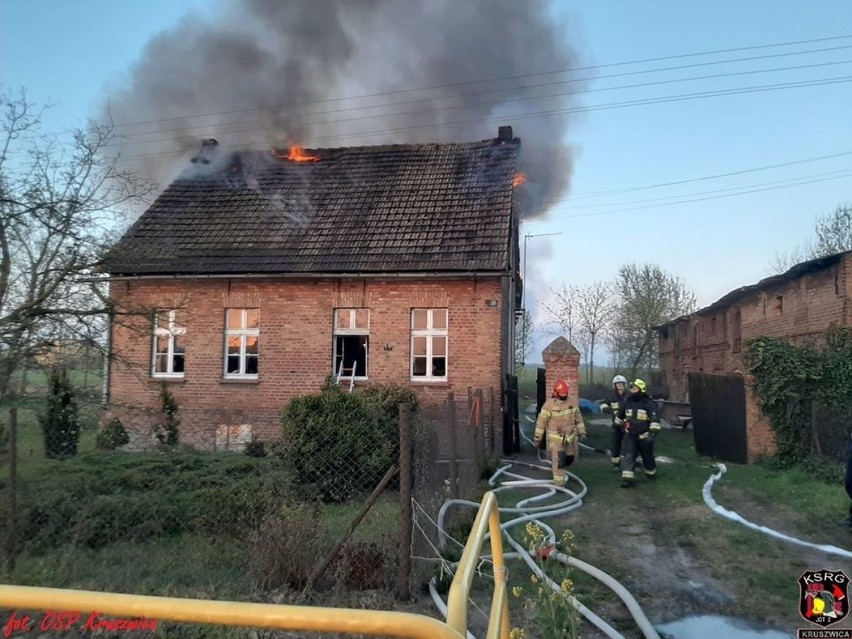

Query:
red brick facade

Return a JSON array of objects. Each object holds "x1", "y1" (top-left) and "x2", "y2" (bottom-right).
[
  {"x1": 106, "y1": 276, "x2": 510, "y2": 453},
  {"x1": 542, "y1": 337, "x2": 581, "y2": 407},
  {"x1": 657, "y1": 252, "x2": 851, "y2": 460}
]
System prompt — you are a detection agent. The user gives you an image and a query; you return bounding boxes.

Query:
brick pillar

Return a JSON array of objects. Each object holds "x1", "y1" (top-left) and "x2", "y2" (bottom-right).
[
  {"x1": 744, "y1": 374, "x2": 777, "y2": 461},
  {"x1": 542, "y1": 337, "x2": 581, "y2": 406}
]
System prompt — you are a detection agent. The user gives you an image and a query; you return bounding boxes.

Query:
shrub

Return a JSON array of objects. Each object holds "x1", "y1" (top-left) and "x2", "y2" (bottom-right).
[
  {"x1": 244, "y1": 437, "x2": 267, "y2": 458},
  {"x1": 39, "y1": 368, "x2": 80, "y2": 459},
  {"x1": 280, "y1": 382, "x2": 410, "y2": 502},
  {"x1": 17, "y1": 451, "x2": 291, "y2": 550},
  {"x1": 335, "y1": 540, "x2": 391, "y2": 591},
  {"x1": 96, "y1": 418, "x2": 130, "y2": 450},
  {"x1": 249, "y1": 500, "x2": 327, "y2": 591},
  {"x1": 156, "y1": 385, "x2": 180, "y2": 446}
]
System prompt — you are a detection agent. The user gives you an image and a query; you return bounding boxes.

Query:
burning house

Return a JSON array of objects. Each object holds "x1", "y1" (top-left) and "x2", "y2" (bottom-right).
[{"x1": 101, "y1": 126, "x2": 523, "y2": 453}]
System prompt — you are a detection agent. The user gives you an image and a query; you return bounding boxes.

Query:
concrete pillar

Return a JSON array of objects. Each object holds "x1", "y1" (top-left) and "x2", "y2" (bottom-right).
[{"x1": 542, "y1": 337, "x2": 581, "y2": 406}]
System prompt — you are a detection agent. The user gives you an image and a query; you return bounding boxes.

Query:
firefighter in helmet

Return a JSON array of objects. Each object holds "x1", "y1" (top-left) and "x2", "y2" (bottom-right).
[
  {"x1": 615, "y1": 378, "x2": 661, "y2": 487},
  {"x1": 600, "y1": 374, "x2": 630, "y2": 468},
  {"x1": 534, "y1": 379, "x2": 587, "y2": 486}
]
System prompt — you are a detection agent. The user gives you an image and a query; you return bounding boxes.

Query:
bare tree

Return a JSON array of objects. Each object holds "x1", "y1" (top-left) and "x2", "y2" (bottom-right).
[
  {"x1": 769, "y1": 203, "x2": 852, "y2": 274},
  {"x1": 0, "y1": 90, "x2": 153, "y2": 401},
  {"x1": 541, "y1": 284, "x2": 580, "y2": 343},
  {"x1": 575, "y1": 281, "x2": 616, "y2": 384},
  {"x1": 514, "y1": 309, "x2": 534, "y2": 371},
  {"x1": 610, "y1": 264, "x2": 696, "y2": 378}
]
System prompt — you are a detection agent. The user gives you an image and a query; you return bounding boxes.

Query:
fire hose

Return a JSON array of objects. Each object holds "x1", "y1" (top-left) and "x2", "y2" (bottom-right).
[{"x1": 427, "y1": 436, "x2": 661, "y2": 639}]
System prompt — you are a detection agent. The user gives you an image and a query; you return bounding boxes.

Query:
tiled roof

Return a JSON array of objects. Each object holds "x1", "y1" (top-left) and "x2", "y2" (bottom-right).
[{"x1": 103, "y1": 133, "x2": 519, "y2": 275}]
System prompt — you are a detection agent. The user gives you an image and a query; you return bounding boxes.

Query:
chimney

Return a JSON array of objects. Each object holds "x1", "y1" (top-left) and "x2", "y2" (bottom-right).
[
  {"x1": 191, "y1": 138, "x2": 219, "y2": 164},
  {"x1": 497, "y1": 126, "x2": 513, "y2": 143}
]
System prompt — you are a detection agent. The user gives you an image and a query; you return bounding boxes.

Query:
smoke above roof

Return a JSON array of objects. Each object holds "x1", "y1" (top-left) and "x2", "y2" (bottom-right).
[{"x1": 102, "y1": 0, "x2": 583, "y2": 220}]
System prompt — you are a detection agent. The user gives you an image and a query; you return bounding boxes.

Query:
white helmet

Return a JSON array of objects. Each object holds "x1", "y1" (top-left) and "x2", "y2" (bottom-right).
[{"x1": 612, "y1": 375, "x2": 628, "y2": 385}]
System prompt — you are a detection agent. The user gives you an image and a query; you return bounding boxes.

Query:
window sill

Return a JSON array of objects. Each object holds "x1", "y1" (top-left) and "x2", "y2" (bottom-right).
[
  {"x1": 150, "y1": 376, "x2": 186, "y2": 384},
  {"x1": 221, "y1": 377, "x2": 260, "y2": 385},
  {"x1": 409, "y1": 378, "x2": 450, "y2": 386}
]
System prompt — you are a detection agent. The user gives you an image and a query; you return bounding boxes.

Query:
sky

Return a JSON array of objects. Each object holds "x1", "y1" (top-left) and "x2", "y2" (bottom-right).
[{"x1": 2, "y1": 0, "x2": 851, "y2": 364}]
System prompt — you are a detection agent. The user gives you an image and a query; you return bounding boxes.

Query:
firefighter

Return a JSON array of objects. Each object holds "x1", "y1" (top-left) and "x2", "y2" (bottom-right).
[
  {"x1": 615, "y1": 378, "x2": 661, "y2": 487},
  {"x1": 600, "y1": 374, "x2": 630, "y2": 468},
  {"x1": 534, "y1": 379, "x2": 587, "y2": 486}
]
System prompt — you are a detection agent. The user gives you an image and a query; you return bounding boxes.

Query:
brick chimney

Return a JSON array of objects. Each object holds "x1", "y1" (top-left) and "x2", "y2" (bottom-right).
[
  {"x1": 497, "y1": 126, "x2": 513, "y2": 143},
  {"x1": 191, "y1": 138, "x2": 219, "y2": 164}
]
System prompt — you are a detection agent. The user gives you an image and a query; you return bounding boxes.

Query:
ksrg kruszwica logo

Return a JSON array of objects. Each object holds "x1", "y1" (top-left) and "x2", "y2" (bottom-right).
[{"x1": 799, "y1": 569, "x2": 849, "y2": 627}]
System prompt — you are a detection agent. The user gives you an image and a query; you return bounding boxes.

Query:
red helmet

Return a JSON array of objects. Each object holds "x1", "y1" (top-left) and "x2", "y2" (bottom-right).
[{"x1": 553, "y1": 380, "x2": 570, "y2": 398}]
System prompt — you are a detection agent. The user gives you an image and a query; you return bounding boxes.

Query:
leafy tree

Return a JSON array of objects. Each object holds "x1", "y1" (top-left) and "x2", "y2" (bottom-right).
[
  {"x1": 40, "y1": 368, "x2": 80, "y2": 458},
  {"x1": 609, "y1": 264, "x2": 696, "y2": 377},
  {"x1": 770, "y1": 203, "x2": 852, "y2": 273},
  {"x1": 574, "y1": 281, "x2": 616, "y2": 384}
]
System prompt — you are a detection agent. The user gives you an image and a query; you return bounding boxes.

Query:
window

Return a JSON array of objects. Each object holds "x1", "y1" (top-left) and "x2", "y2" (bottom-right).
[
  {"x1": 224, "y1": 308, "x2": 259, "y2": 378},
  {"x1": 152, "y1": 310, "x2": 186, "y2": 377},
  {"x1": 692, "y1": 322, "x2": 700, "y2": 358},
  {"x1": 410, "y1": 308, "x2": 447, "y2": 380},
  {"x1": 333, "y1": 308, "x2": 369, "y2": 378},
  {"x1": 775, "y1": 294, "x2": 784, "y2": 314}
]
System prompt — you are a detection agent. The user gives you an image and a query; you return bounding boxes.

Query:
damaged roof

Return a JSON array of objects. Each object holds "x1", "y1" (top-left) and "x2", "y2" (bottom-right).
[
  {"x1": 653, "y1": 249, "x2": 851, "y2": 330},
  {"x1": 103, "y1": 132, "x2": 520, "y2": 276}
]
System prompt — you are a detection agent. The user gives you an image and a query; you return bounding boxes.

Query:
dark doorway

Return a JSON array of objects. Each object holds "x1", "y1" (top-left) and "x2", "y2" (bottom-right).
[{"x1": 688, "y1": 372, "x2": 748, "y2": 464}]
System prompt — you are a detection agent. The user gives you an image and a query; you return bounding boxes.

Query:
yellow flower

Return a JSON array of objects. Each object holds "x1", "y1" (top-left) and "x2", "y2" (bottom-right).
[
  {"x1": 530, "y1": 574, "x2": 539, "y2": 584},
  {"x1": 509, "y1": 628, "x2": 526, "y2": 639},
  {"x1": 512, "y1": 586, "x2": 523, "y2": 599},
  {"x1": 560, "y1": 578, "x2": 574, "y2": 594},
  {"x1": 561, "y1": 530, "x2": 575, "y2": 544}
]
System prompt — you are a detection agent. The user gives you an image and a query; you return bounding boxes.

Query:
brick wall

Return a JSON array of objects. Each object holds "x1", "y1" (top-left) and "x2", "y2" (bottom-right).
[
  {"x1": 657, "y1": 253, "x2": 851, "y2": 461},
  {"x1": 542, "y1": 337, "x2": 581, "y2": 407},
  {"x1": 106, "y1": 276, "x2": 507, "y2": 454}
]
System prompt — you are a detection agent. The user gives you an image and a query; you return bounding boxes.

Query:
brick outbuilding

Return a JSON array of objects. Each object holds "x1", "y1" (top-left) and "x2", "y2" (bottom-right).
[
  {"x1": 101, "y1": 128, "x2": 524, "y2": 454},
  {"x1": 655, "y1": 250, "x2": 852, "y2": 461}
]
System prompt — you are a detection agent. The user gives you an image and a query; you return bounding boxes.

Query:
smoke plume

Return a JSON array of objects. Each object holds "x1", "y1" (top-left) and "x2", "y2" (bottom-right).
[{"x1": 102, "y1": 0, "x2": 581, "y2": 219}]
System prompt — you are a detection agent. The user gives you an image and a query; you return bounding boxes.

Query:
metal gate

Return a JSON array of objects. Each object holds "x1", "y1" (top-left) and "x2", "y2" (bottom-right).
[
  {"x1": 687, "y1": 372, "x2": 748, "y2": 464},
  {"x1": 536, "y1": 368, "x2": 547, "y2": 418},
  {"x1": 503, "y1": 374, "x2": 520, "y2": 455}
]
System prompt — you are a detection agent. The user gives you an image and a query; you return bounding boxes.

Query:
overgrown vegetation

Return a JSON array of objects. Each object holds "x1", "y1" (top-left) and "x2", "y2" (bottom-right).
[
  {"x1": 279, "y1": 380, "x2": 418, "y2": 502},
  {"x1": 746, "y1": 326, "x2": 852, "y2": 479},
  {"x1": 16, "y1": 451, "x2": 291, "y2": 552},
  {"x1": 96, "y1": 417, "x2": 130, "y2": 450},
  {"x1": 39, "y1": 368, "x2": 80, "y2": 459}
]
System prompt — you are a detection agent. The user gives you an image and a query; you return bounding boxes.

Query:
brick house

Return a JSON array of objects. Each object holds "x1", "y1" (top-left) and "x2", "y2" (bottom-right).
[
  {"x1": 654, "y1": 250, "x2": 852, "y2": 460},
  {"x1": 101, "y1": 127, "x2": 523, "y2": 454}
]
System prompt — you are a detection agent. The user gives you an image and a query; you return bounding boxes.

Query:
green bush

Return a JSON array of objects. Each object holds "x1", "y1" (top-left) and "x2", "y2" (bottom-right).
[
  {"x1": 39, "y1": 368, "x2": 80, "y2": 459},
  {"x1": 17, "y1": 451, "x2": 291, "y2": 551},
  {"x1": 244, "y1": 437, "x2": 267, "y2": 458},
  {"x1": 96, "y1": 418, "x2": 130, "y2": 450},
  {"x1": 280, "y1": 381, "x2": 417, "y2": 502},
  {"x1": 156, "y1": 385, "x2": 180, "y2": 446}
]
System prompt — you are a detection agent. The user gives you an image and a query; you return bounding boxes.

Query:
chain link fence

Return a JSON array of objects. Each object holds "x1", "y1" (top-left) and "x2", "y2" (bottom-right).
[{"x1": 0, "y1": 366, "x2": 504, "y2": 637}]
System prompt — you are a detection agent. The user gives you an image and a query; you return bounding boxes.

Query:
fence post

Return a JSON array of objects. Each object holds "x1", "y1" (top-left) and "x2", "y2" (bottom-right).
[
  {"x1": 7, "y1": 406, "x2": 17, "y2": 574},
  {"x1": 398, "y1": 403, "x2": 412, "y2": 601},
  {"x1": 447, "y1": 391, "x2": 458, "y2": 500}
]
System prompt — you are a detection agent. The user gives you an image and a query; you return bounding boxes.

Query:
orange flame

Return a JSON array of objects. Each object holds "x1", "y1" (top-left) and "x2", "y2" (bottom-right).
[
  {"x1": 287, "y1": 145, "x2": 320, "y2": 162},
  {"x1": 513, "y1": 172, "x2": 527, "y2": 188}
]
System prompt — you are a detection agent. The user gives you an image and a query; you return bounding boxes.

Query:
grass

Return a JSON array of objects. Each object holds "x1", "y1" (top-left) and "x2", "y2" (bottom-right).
[{"x1": 503, "y1": 403, "x2": 851, "y2": 636}]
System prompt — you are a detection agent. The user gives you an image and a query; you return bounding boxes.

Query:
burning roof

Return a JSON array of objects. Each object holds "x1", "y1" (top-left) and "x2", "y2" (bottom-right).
[{"x1": 103, "y1": 128, "x2": 521, "y2": 276}]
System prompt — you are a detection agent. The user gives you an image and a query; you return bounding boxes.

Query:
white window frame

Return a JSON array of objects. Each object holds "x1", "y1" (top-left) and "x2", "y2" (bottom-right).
[
  {"x1": 410, "y1": 308, "x2": 448, "y2": 381},
  {"x1": 224, "y1": 308, "x2": 259, "y2": 379},
  {"x1": 152, "y1": 310, "x2": 186, "y2": 378},
  {"x1": 333, "y1": 309, "x2": 370, "y2": 380}
]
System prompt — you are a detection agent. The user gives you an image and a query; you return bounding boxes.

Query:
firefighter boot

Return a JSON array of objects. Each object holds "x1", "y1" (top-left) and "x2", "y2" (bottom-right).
[{"x1": 620, "y1": 469, "x2": 635, "y2": 488}]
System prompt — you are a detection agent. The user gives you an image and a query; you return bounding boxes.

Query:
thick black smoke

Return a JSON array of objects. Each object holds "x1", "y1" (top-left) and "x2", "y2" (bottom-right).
[{"x1": 103, "y1": 0, "x2": 581, "y2": 218}]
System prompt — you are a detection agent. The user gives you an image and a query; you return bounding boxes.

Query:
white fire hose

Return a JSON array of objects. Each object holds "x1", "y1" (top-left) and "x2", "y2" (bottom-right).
[{"x1": 427, "y1": 435, "x2": 661, "y2": 639}]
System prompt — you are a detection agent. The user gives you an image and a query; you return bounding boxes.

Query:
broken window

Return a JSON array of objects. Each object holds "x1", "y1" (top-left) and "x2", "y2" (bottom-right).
[
  {"x1": 152, "y1": 309, "x2": 186, "y2": 377},
  {"x1": 224, "y1": 308, "x2": 259, "y2": 378},
  {"x1": 410, "y1": 309, "x2": 448, "y2": 380},
  {"x1": 333, "y1": 308, "x2": 370, "y2": 379}
]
